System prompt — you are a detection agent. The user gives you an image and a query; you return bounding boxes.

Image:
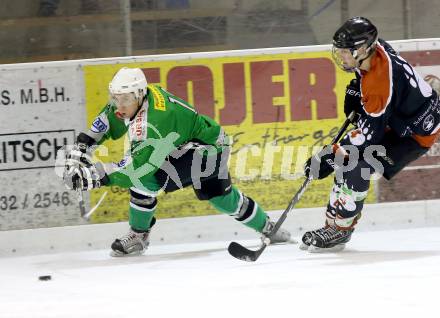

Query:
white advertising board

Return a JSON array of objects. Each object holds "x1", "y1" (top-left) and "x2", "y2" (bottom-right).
[{"x1": 0, "y1": 65, "x2": 86, "y2": 230}]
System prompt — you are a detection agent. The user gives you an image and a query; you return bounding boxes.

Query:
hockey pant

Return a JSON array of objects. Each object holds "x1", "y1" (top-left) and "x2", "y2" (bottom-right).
[
  {"x1": 129, "y1": 147, "x2": 267, "y2": 232},
  {"x1": 327, "y1": 130, "x2": 430, "y2": 229}
]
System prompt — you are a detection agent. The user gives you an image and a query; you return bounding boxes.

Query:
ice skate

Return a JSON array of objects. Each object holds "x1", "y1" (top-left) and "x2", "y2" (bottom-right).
[
  {"x1": 262, "y1": 218, "x2": 296, "y2": 244},
  {"x1": 110, "y1": 228, "x2": 150, "y2": 257},
  {"x1": 300, "y1": 225, "x2": 353, "y2": 253}
]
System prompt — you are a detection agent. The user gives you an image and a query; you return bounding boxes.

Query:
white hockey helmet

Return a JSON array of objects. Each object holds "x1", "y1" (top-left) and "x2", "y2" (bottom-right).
[{"x1": 108, "y1": 67, "x2": 147, "y2": 99}]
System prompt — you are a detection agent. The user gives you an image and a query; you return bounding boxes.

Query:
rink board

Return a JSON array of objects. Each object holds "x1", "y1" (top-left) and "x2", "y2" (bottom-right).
[
  {"x1": 0, "y1": 39, "x2": 440, "y2": 230},
  {"x1": 0, "y1": 199, "x2": 439, "y2": 257}
]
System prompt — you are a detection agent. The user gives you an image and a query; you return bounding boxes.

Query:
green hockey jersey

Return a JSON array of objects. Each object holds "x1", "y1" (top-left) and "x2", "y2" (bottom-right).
[{"x1": 85, "y1": 84, "x2": 228, "y2": 190}]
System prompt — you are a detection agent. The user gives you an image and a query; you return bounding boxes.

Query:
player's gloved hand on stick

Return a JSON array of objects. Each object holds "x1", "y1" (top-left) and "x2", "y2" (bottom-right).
[
  {"x1": 63, "y1": 161, "x2": 109, "y2": 191},
  {"x1": 303, "y1": 145, "x2": 337, "y2": 180},
  {"x1": 344, "y1": 78, "x2": 362, "y2": 125},
  {"x1": 65, "y1": 143, "x2": 93, "y2": 168},
  {"x1": 64, "y1": 133, "x2": 97, "y2": 168}
]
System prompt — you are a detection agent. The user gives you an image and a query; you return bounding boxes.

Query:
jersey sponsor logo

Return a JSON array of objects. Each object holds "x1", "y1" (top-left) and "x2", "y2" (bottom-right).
[
  {"x1": 423, "y1": 114, "x2": 435, "y2": 132},
  {"x1": 129, "y1": 108, "x2": 147, "y2": 141},
  {"x1": 113, "y1": 155, "x2": 133, "y2": 172},
  {"x1": 91, "y1": 117, "x2": 108, "y2": 133},
  {"x1": 149, "y1": 85, "x2": 166, "y2": 111},
  {"x1": 413, "y1": 104, "x2": 433, "y2": 127},
  {"x1": 117, "y1": 158, "x2": 127, "y2": 168}
]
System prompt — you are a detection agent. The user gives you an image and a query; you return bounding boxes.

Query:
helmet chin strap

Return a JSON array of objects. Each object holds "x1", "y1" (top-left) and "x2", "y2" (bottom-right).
[
  {"x1": 353, "y1": 44, "x2": 375, "y2": 69},
  {"x1": 137, "y1": 95, "x2": 144, "y2": 108},
  {"x1": 137, "y1": 89, "x2": 147, "y2": 108}
]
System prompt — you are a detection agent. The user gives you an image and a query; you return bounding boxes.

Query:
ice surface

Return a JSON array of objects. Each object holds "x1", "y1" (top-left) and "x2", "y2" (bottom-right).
[{"x1": 1, "y1": 227, "x2": 439, "y2": 318}]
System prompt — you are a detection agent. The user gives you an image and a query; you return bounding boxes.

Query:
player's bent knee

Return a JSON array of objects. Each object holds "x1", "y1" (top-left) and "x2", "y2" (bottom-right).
[{"x1": 193, "y1": 175, "x2": 232, "y2": 201}]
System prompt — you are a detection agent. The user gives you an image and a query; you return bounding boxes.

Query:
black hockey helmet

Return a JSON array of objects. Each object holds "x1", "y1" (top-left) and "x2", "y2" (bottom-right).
[
  {"x1": 332, "y1": 17, "x2": 378, "y2": 72},
  {"x1": 333, "y1": 17, "x2": 378, "y2": 49}
]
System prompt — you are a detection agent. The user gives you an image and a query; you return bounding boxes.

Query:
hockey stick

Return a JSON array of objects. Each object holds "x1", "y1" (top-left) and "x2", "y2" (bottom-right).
[
  {"x1": 76, "y1": 185, "x2": 108, "y2": 221},
  {"x1": 228, "y1": 112, "x2": 356, "y2": 262},
  {"x1": 76, "y1": 182, "x2": 87, "y2": 218},
  {"x1": 74, "y1": 170, "x2": 108, "y2": 221},
  {"x1": 82, "y1": 191, "x2": 108, "y2": 221}
]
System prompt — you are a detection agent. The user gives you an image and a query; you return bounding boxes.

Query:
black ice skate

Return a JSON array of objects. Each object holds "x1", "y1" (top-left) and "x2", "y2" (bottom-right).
[
  {"x1": 110, "y1": 228, "x2": 150, "y2": 257},
  {"x1": 300, "y1": 225, "x2": 354, "y2": 252}
]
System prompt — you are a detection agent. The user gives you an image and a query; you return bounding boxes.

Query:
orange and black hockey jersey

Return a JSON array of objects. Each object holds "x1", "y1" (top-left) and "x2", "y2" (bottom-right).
[{"x1": 347, "y1": 39, "x2": 440, "y2": 148}]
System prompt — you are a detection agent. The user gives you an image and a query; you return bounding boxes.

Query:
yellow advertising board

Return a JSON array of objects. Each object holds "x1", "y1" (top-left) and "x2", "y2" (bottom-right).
[{"x1": 83, "y1": 50, "x2": 376, "y2": 222}]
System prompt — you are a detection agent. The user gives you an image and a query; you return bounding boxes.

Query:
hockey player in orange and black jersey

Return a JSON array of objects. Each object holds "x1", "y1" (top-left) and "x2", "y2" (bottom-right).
[{"x1": 300, "y1": 16, "x2": 440, "y2": 252}]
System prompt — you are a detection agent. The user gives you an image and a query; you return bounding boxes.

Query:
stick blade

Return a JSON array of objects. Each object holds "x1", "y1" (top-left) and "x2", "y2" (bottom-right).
[{"x1": 228, "y1": 242, "x2": 263, "y2": 262}]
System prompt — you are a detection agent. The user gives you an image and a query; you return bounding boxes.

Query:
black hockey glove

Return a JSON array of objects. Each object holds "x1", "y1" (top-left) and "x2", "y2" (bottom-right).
[
  {"x1": 63, "y1": 161, "x2": 109, "y2": 191},
  {"x1": 303, "y1": 145, "x2": 335, "y2": 180},
  {"x1": 304, "y1": 144, "x2": 351, "y2": 180},
  {"x1": 344, "y1": 78, "x2": 362, "y2": 124}
]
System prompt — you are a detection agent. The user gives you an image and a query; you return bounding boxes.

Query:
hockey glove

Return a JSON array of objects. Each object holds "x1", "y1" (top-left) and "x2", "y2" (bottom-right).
[
  {"x1": 304, "y1": 144, "x2": 346, "y2": 180},
  {"x1": 64, "y1": 143, "x2": 93, "y2": 168},
  {"x1": 344, "y1": 78, "x2": 362, "y2": 124},
  {"x1": 63, "y1": 161, "x2": 109, "y2": 191},
  {"x1": 64, "y1": 132, "x2": 97, "y2": 168}
]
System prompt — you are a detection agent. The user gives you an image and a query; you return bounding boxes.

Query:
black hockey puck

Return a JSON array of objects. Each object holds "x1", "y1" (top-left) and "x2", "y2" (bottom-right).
[{"x1": 38, "y1": 275, "x2": 52, "y2": 281}]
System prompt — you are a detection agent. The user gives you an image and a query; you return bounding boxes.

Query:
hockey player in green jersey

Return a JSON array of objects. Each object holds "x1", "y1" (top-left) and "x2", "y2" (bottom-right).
[{"x1": 63, "y1": 67, "x2": 291, "y2": 256}]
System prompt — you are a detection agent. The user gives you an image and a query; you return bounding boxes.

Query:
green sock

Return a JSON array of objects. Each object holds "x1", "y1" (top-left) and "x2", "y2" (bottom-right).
[
  {"x1": 242, "y1": 204, "x2": 267, "y2": 232},
  {"x1": 209, "y1": 186, "x2": 268, "y2": 232},
  {"x1": 129, "y1": 205, "x2": 155, "y2": 231}
]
